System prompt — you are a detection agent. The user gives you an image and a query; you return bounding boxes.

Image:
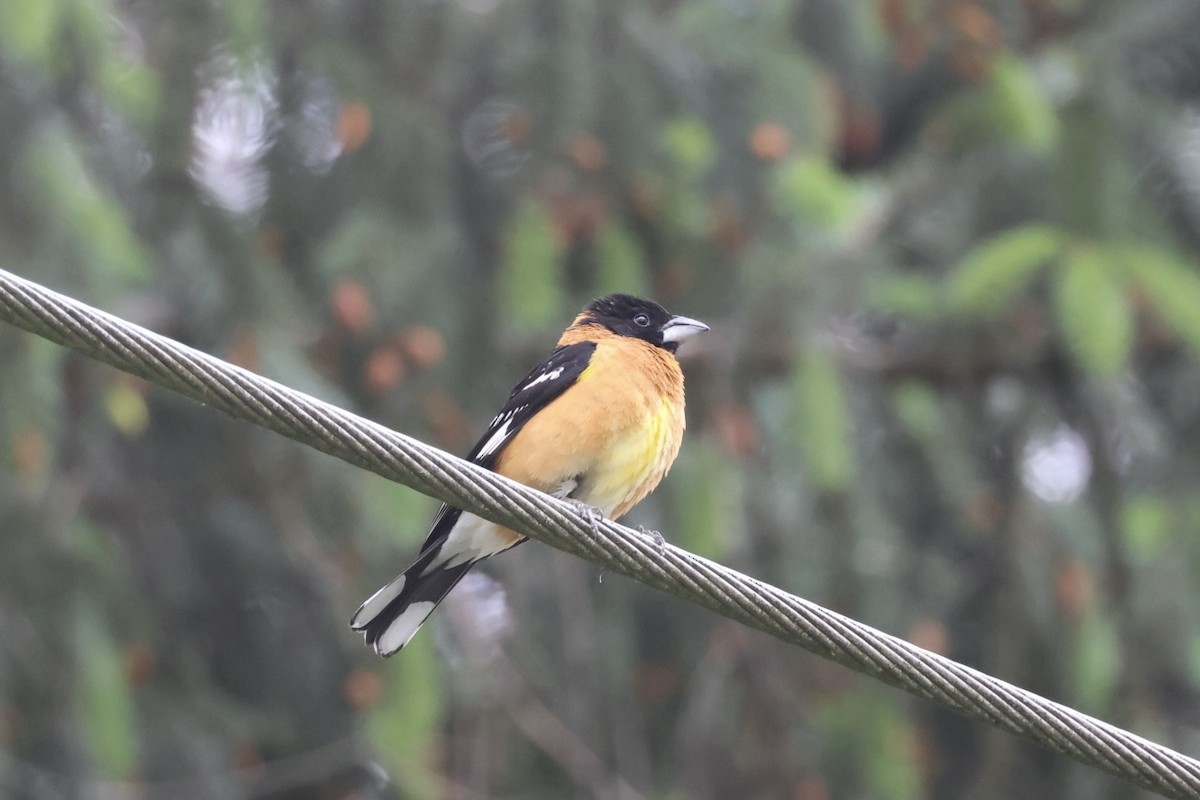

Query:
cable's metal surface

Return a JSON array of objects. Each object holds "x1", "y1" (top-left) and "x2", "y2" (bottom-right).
[{"x1": 1, "y1": 268, "x2": 1198, "y2": 799}]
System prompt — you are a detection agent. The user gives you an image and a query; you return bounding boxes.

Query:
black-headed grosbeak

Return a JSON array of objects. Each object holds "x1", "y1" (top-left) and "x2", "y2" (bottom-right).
[{"x1": 351, "y1": 294, "x2": 708, "y2": 656}]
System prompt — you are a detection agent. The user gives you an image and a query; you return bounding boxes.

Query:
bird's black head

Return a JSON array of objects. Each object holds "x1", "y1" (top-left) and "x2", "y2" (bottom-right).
[{"x1": 581, "y1": 294, "x2": 708, "y2": 353}]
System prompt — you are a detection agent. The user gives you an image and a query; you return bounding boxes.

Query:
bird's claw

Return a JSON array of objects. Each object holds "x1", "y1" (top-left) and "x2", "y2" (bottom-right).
[
  {"x1": 637, "y1": 525, "x2": 666, "y2": 550},
  {"x1": 568, "y1": 499, "x2": 605, "y2": 535}
]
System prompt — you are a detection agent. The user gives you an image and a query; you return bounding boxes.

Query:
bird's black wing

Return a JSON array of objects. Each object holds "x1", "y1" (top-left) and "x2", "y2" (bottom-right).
[
  {"x1": 415, "y1": 340, "x2": 597, "y2": 544},
  {"x1": 351, "y1": 340, "x2": 598, "y2": 651},
  {"x1": 465, "y1": 340, "x2": 597, "y2": 468}
]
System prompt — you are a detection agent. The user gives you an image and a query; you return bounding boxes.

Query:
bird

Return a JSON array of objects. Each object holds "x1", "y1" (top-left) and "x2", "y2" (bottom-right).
[{"x1": 350, "y1": 293, "x2": 708, "y2": 656}]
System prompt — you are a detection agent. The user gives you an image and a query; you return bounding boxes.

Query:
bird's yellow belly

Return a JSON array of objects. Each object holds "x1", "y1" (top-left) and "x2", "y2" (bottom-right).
[
  {"x1": 494, "y1": 341, "x2": 686, "y2": 526},
  {"x1": 578, "y1": 398, "x2": 681, "y2": 519}
]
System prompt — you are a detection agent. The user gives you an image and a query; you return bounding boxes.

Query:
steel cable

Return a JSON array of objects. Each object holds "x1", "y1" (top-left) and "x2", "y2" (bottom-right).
[{"x1": 1, "y1": 268, "x2": 1198, "y2": 799}]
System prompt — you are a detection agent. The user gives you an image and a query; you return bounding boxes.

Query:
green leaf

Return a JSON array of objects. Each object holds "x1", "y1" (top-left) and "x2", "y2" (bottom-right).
[
  {"x1": 664, "y1": 186, "x2": 710, "y2": 237},
  {"x1": 368, "y1": 634, "x2": 442, "y2": 798},
  {"x1": 1121, "y1": 494, "x2": 1170, "y2": 562},
  {"x1": 661, "y1": 117, "x2": 716, "y2": 175},
  {"x1": 102, "y1": 59, "x2": 162, "y2": 129},
  {"x1": 0, "y1": 0, "x2": 61, "y2": 65},
  {"x1": 814, "y1": 686, "x2": 921, "y2": 800},
  {"x1": 27, "y1": 127, "x2": 152, "y2": 285},
  {"x1": 793, "y1": 351, "x2": 853, "y2": 491},
  {"x1": 359, "y1": 475, "x2": 438, "y2": 549},
  {"x1": 594, "y1": 222, "x2": 649, "y2": 297},
  {"x1": 1122, "y1": 244, "x2": 1200, "y2": 352},
  {"x1": 64, "y1": 0, "x2": 109, "y2": 54},
  {"x1": 948, "y1": 225, "x2": 1065, "y2": 315},
  {"x1": 501, "y1": 201, "x2": 565, "y2": 334},
  {"x1": 892, "y1": 382, "x2": 942, "y2": 443},
  {"x1": 75, "y1": 610, "x2": 138, "y2": 778},
  {"x1": 988, "y1": 54, "x2": 1058, "y2": 153},
  {"x1": 773, "y1": 156, "x2": 859, "y2": 229},
  {"x1": 319, "y1": 211, "x2": 436, "y2": 292},
  {"x1": 1054, "y1": 246, "x2": 1133, "y2": 375},
  {"x1": 221, "y1": 0, "x2": 268, "y2": 55},
  {"x1": 1073, "y1": 609, "x2": 1119, "y2": 713},
  {"x1": 104, "y1": 381, "x2": 150, "y2": 437},
  {"x1": 669, "y1": 438, "x2": 741, "y2": 559},
  {"x1": 868, "y1": 274, "x2": 943, "y2": 320}
]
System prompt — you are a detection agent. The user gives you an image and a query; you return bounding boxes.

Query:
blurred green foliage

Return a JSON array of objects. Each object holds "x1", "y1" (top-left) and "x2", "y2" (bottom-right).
[
  {"x1": 794, "y1": 350, "x2": 854, "y2": 492},
  {"x1": 502, "y1": 202, "x2": 566, "y2": 335},
  {"x1": 1055, "y1": 244, "x2": 1133, "y2": 374},
  {"x1": 75, "y1": 608, "x2": 138, "y2": 779},
  {"x1": 5, "y1": 1, "x2": 1200, "y2": 799},
  {"x1": 948, "y1": 225, "x2": 1064, "y2": 315}
]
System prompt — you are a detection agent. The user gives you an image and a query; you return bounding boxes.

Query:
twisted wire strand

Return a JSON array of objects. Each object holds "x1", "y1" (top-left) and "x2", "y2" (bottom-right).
[{"x1": 1, "y1": 268, "x2": 1198, "y2": 799}]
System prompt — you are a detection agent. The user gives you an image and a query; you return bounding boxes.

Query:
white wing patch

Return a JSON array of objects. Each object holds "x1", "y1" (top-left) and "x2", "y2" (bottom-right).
[
  {"x1": 469, "y1": 344, "x2": 591, "y2": 466},
  {"x1": 477, "y1": 413, "x2": 517, "y2": 460},
  {"x1": 522, "y1": 366, "x2": 564, "y2": 391},
  {"x1": 476, "y1": 365, "x2": 566, "y2": 461}
]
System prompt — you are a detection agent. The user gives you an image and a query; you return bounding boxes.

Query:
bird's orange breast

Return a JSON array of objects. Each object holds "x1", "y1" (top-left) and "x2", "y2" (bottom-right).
[{"x1": 494, "y1": 334, "x2": 686, "y2": 521}]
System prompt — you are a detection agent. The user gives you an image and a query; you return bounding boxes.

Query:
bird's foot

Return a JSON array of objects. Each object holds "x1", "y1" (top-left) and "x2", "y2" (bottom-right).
[
  {"x1": 636, "y1": 525, "x2": 666, "y2": 550},
  {"x1": 567, "y1": 499, "x2": 605, "y2": 535}
]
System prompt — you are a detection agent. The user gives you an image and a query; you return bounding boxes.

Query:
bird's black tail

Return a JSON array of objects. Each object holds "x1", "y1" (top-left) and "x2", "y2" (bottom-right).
[{"x1": 350, "y1": 545, "x2": 474, "y2": 656}]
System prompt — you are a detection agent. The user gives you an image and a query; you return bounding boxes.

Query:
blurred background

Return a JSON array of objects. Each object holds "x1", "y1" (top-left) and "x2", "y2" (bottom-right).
[{"x1": 4, "y1": 0, "x2": 1200, "y2": 798}]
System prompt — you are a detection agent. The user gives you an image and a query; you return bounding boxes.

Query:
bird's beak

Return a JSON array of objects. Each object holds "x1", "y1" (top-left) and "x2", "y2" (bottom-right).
[{"x1": 660, "y1": 315, "x2": 709, "y2": 344}]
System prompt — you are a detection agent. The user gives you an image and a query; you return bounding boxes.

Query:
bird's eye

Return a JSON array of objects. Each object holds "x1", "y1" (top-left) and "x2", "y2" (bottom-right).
[{"x1": 633, "y1": 313, "x2": 650, "y2": 327}]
